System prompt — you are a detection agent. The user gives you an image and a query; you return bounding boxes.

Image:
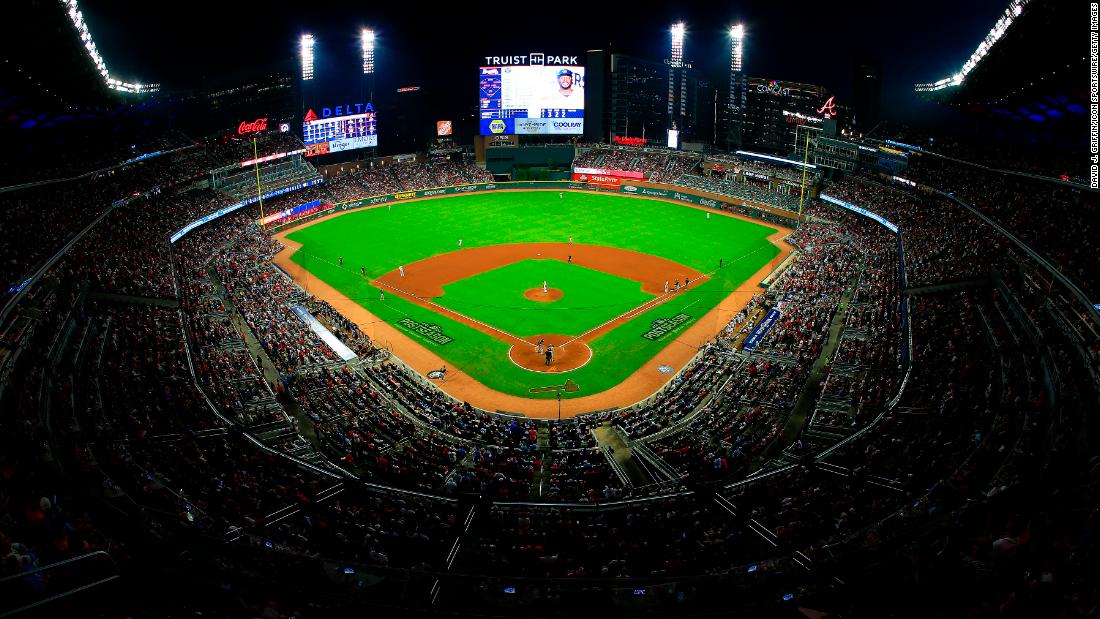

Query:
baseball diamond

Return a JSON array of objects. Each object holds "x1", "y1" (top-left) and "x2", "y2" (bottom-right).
[{"x1": 274, "y1": 189, "x2": 790, "y2": 416}]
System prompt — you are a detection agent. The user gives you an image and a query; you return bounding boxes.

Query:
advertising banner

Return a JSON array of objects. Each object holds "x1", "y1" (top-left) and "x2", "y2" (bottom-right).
[
  {"x1": 572, "y1": 167, "x2": 646, "y2": 180},
  {"x1": 512, "y1": 117, "x2": 584, "y2": 135},
  {"x1": 571, "y1": 173, "x2": 620, "y2": 188}
]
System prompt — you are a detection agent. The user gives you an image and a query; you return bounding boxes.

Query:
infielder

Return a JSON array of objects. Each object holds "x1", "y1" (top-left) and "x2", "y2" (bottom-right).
[
  {"x1": 664, "y1": 280, "x2": 669, "y2": 294},
  {"x1": 399, "y1": 265, "x2": 406, "y2": 277},
  {"x1": 458, "y1": 239, "x2": 463, "y2": 249},
  {"x1": 543, "y1": 280, "x2": 548, "y2": 294}
]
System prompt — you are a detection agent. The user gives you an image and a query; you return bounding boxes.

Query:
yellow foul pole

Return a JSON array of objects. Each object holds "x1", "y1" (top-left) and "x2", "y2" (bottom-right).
[
  {"x1": 797, "y1": 131, "x2": 810, "y2": 225},
  {"x1": 253, "y1": 137, "x2": 267, "y2": 232}
]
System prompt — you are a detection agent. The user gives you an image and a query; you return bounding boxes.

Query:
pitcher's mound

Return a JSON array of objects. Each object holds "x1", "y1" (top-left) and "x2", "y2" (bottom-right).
[
  {"x1": 524, "y1": 287, "x2": 563, "y2": 303},
  {"x1": 508, "y1": 334, "x2": 592, "y2": 373}
]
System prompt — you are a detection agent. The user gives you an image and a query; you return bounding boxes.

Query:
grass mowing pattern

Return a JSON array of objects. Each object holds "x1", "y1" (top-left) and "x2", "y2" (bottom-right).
[
  {"x1": 287, "y1": 191, "x2": 779, "y2": 400},
  {"x1": 434, "y1": 259, "x2": 655, "y2": 337}
]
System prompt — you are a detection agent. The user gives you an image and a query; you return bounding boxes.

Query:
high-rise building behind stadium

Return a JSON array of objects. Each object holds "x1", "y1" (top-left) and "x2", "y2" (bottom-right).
[
  {"x1": 595, "y1": 53, "x2": 713, "y2": 148},
  {"x1": 853, "y1": 56, "x2": 882, "y2": 133},
  {"x1": 741, "y1": 77, "x2": 835, "y2": 157}
]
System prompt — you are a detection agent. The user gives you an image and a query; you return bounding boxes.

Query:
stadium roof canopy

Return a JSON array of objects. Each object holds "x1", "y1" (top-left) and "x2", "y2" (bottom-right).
[
  {"x1": 913, "y1": 0, "x2": 1084, "y2": 124},
  {"x1": 0, "y1": 0, "x2": 161, "y2": 130}
]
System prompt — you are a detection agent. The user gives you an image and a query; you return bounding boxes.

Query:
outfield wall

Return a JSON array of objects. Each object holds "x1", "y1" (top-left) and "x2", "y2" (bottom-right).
[{"x1": 266, "y1": 180, "x2": 804, "y2": 233}]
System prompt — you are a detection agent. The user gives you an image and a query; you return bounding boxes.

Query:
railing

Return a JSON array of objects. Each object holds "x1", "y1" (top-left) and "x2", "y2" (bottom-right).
[{"x1": 0, "y1": 551, "x2": 120, "y2": 618}]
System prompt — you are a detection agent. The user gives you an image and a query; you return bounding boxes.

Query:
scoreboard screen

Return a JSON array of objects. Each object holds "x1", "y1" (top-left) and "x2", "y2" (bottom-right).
[
  {"x1": 479, "y1": 65, "x2": 584, "y2": 135},
  {"x1": 303, "y1": 103, "x2": 378, "y2": 157}
]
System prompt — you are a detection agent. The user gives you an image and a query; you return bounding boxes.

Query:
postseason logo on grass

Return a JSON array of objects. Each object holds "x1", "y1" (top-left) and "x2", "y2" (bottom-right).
[
  {"x1": 397, "y1": 318, "x2": 453, "y2": 346},
  {"x1": 642, "y1": 313, "x2": 692, "y2": 341}
]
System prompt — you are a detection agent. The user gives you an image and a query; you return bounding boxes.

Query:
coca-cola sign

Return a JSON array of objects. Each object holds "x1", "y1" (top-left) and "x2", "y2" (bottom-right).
[
  {"x1": 613, "y1": 136, "x2": 648, "y2": 147},
  {"x1": 238, "y1": 118, "x2": 269, "y2": 134}
]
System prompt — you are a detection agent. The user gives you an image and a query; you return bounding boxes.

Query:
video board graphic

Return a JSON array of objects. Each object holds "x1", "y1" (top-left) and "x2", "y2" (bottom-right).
[
  {"x1": 302, "y1": 103, "x2": 378, "y2": 156},
  {"x1": 479, "y1": 65, "x2": 584, "y2": 135}
]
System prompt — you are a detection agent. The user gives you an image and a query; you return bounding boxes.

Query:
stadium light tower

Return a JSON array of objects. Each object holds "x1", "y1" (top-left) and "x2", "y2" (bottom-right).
[
  {"x1": 729, "y1": 25, "x2": 744, "y2": 73},
  {"x1": 669, "y1": 23, "x2": 685, "y2": 69},
  {"x1": 300, "y1": 34, "x2": 315, "y2": 81},
  {"x1": 727, "y1": 24, "x2": 746, "y2": 150},
  {"x1": 668, "y1": 23, "x2": 686, "y2": 147},
  {"x1": 361, "y1": 29, "x2": 375, "y2": 74}
]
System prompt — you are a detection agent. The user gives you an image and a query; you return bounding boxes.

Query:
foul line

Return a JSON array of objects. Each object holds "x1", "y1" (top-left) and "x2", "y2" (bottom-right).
[
  {"x1": 373, "y1": 279, "x2": 532, "y2": 347},
  {"x1": 559, "y1": 242, "x2": 776, "y2": 349}
]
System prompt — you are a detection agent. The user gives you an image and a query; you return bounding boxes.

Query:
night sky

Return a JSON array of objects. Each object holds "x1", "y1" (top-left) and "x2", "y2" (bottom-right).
[{"x1": 81, "y1": 0, "x2": 1013, "y2": 125}]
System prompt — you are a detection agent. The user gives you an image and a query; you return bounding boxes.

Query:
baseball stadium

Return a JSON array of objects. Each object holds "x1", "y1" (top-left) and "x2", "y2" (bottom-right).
[{"x1": 0, "y1": 1, "x2": 1096, "y2": 617}]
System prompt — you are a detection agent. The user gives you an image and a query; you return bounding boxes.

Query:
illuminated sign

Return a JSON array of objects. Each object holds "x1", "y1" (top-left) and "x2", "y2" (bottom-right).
[
  {"x1": 239, "y1": 149, "x2": 307, "y2": 167},
  {"x1": 312, "y1": 103, "x2": 373, "y2": 118},
  {"x1": 572, "y1": 167, "x2": 646, "y2": 180},
  {"x1": 816, "y1": 96, "x2": 837, "y2": 119},
  {"x1": 613, "y1": 136, "x2": 648, "y2": 146},
  {"x1": 757, "y1": 80, "x2": 792, "y2": 96},
  {"x1": 238, "y1": 118, "x2": 269, "y2": 134},
  {"x1": 782, "y1": 110, "x2": 824, "y2": 126},
  {"x1": 437, "y1": 120, "x2": 453, "y2": 136},
  {"x1": 572, "y1": 173, "x2": 620, "y2": 188},
  {"x1": 479, "y1": 64, "x2": 584, "y2": 135},
  {"x1": 303, "y1": 103, "x2": 378, "y2": 155},
  {"x1": 667, "y1": 129, "x2": 679, "y2": 149},
  {"x1": 483, "y1": 53, "x2": 579, "y2": 66},
  {"x1": 397, "y1": 86, "x2": 421, "y2": 93}
]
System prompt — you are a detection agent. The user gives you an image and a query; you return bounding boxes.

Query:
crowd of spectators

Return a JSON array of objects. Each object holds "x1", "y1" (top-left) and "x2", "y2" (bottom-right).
[
  {"x1": 675, "y1": 173, "x2": 804, "y2": 212},
  {"x1": 822, "y1": 175, "x2": 1006, "y2": 286},
  {"x1": 901, "y1": 155, "x2": 1099, "y2": 298},
  {"x1": 574, "y1": 145, "x2": 700, "y2": 183},
  {"x1": 0, "y1": 138, "x2": 1095, "y2": 617}
]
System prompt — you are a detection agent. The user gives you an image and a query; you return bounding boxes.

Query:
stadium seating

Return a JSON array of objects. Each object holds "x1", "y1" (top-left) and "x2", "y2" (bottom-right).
[{"x1": 0, "y1": 141, "x2": 1096, "y2": 619}]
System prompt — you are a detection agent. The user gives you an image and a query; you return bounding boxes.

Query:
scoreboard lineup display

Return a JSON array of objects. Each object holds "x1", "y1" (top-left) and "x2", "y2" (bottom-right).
[
  {"x1": 303, "y1": 103, "x2": 378, "y2": 157},
  {"x1": 479, "y1": 65, "x2": 585, "y2": 135}
]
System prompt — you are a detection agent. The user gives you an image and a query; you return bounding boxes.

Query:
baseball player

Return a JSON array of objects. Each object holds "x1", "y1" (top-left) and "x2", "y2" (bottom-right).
[
  {"x1": 568, "y1": 236, "x2": 573, "y2": 244},
  {"x1": 559, "y1": 192, "x2": 563, "y2": 199},
  {"x1": 707, "y1": 212, "x2": 710, "y2": 220},
  {"x1": 548, "y1": 345, "x2": 555, "y2": 365},
  {"x1": 379, "y1": 290, "x2": 385, "y2": 301},
  {"x1": 664, "y1": 280, "x2": 669, "y2": 294},
  {"x1": 719, "y1": 258, "x2": 724, "y2": 269},
  {"x1": 360, "y1": 266, "x2": 366, "y2": 277},
  {"x1": 339, "y1": 256, "x2": 344, "y2": 266},
  {"x1": 458, "y1": 239, "x2": 463, "y2": 249},
  {"x1": 567, "y1": 255, "x2": 573, "y2": 264},
  {"x1": 399, "y1": 265, "x2": 406, "y2": 277},
  {"x1": 543, "y1": 280, "x2": 548, "y2": 294},
  {"x1": 536, "y1": 338, "x2": 544, "y2": 354}
]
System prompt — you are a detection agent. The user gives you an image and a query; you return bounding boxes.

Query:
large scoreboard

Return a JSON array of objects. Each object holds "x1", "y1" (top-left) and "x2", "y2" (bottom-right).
[
  {"x1": 479, "y1": 55, "x2": 584, "y2": 135},
  {"x1": 303, "y1": 103, "x2": 378, "y2": 157}
]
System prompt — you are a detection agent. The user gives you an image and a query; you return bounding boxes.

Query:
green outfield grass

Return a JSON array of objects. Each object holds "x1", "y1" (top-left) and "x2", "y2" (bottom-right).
[
  {"x1": 433, "y1": 259, "x2": 655, "y2": 337},
  {"x1": 286, "y1": 190, "x2": 780, "y2": 400}
]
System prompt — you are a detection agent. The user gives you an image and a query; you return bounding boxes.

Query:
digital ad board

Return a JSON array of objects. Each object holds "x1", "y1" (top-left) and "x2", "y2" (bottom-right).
[
  {"x1": 480, "y1": 56, "x2": 584, "y2": 136},
  {"x1": 303, "y1": 103, "x2": 378, "y2": 157}
]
